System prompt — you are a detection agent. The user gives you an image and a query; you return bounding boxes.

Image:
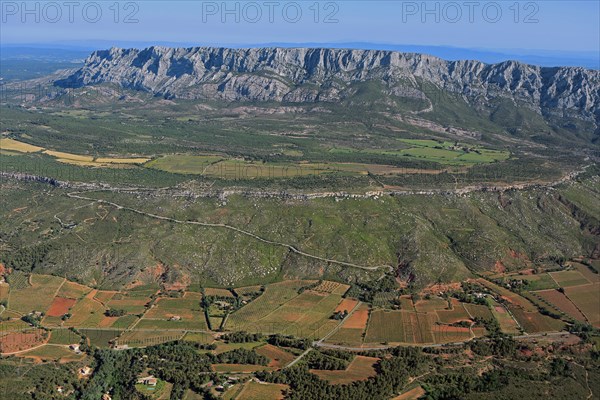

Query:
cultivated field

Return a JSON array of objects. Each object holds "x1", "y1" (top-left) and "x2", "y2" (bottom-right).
[
  {"x1": 0, "y1": 138, "x2": 44, "y2": 152},
  {"x1": 508, "y1": 306, "x2": 565, "y2": 333},
  {"x1": 549, "y1": 270, "x2": 591, "y2": 288},
  {"x1": 255, "y1": 344, "x2": 295, "y2": 368},
  {"x1": 0, "y1": 283, "x2": 9, "y2": 302},
  {"x1": 1, "y1": 138, "x2": 149, "y2": 166},
  {"x1": 8, "y1": 274, "x2": 65, "y2": 314},
  {"x1": 204, "y1": 288, "x2": 235, "y2": 298},
  {"x1": 463, "y1": 303, "x2": 494, "y2": 320},
  {"x1": 235, "y1": 381, "x2": 288, "y2": 400},
  {"x1": 18, "y1": 344, "x2": 85, "y2": 362},
  {"x1": 46, "y1": 297, "x2": 77, "y2": 317},
  {"x1": 535, "y1": 289, "x2": 587, "y2": 322},
  {"x1": 414, "y1": 297, "x2": 448, "y2": 313},
  {"x1": 233, "y1": 286, "x2": 263, "y2": 298},
  {"x1": 79, "y1": 329, "x2": 122, "y2": 348},
  {"x1": 489, "y1": 300, "x2": 520, "y2": 334},
  {"x1": 227, "y1": 280, "x2": 319, "y2": 334},
  {"x1": 312, "y1": 281, "x2": 350, "y2": 295},
  {"x1": 63, "y1": 292, "x2": 108, "y2": 328},
  {"x1": 106, "y1": 293, "x2": 151, "y2": 314},
  {"x1": 144, "y1": 297, "x2": 204, "y2": 319},
  {"x1": 431, "y1": 325, "x2": 473, "y2": 343},
  {"x1": 436, "y1": 299, "x2": 470, "y2": 323},
  {"x1": 572, "y1": 263, "x2": 600, "y2": 283},
  {"x1": 392, "y1": 386, "x2": 426, "y2": 400},
  {"x1": 565, "y1": 283, "x2": 600, "y2": 327},
  {"x1": 93, "y1": 290, "x2": 118, "y2": 304},
  {"x1": 48, "y1": 329, "x2": 81, "y2": 345},
  {"x1": 327, "y1": 303, "x2": 369, "y2": 346},
  {"x1": 335, "y1": 298, "x2": 359, "y2": 313},
  {"x1": 364, "y1": 310, "x2": 437, "y2": 344},
  {"x1": 57, "y1": 281, "x2": 92, "y2": 299},
  {"x1": 0, "y1": 328, "x2": 48, "y2": 353},
  {"x1": 116, "y1": 330, "x2": 186, "y2": 347},
  {"x1": 256, "y1": 289, "x2": 344, "y2": 338},
  {"x1": 310, "y1": 356, "x2": 379, "y2": 384}
]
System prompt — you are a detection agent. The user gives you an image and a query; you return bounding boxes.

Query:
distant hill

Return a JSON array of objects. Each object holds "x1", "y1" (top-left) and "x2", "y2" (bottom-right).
[{"x1": 54, "y1": 46, "x2": 600, "y2": 145}]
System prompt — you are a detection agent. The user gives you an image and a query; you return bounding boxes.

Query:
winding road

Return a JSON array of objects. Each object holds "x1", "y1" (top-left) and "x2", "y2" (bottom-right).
[{"x1": 65, "y1": 191, "x2": 393, "y2": 272}]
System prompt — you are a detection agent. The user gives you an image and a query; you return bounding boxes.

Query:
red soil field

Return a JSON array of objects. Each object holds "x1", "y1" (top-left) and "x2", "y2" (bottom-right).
[
  {"x1": 335, "y1": 298, "x2": 359, "y2": 313},
  {"x1": 0, "y1": 330, "x2": 47, "y2": 353},
  {"x1": 565, "y1": 283, "x2": 600, "y2": 327},
  {"x1": 342, "y1": 305, "x2": 369, "y2": 329},
  {"x1": 98, "y1": 316, "x2": 119, "y2": 328},
  {"x1": 535, "y1": 289, "x2": 587, "y2": 322},
  {"x1": 255, "y1": 344, "x2": 295, "y2": 368},
  {"x1": 46, "y1": 297, "x2": 77, "y2": 317}
]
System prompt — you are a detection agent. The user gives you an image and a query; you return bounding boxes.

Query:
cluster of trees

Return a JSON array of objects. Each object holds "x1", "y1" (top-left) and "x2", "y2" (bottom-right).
[
  {"x1": 221, "y1": 331, "x2": 264, "y2": 343},
  {"x1": 104, "y1": 308, "x2": 126, "y2": 317},
  {"x1": 346, "y1": 275, "x2": 401, "y2": 302},
  {"x1": 469, "y1": 335, "x2": 517, "y2": 357},
  {"x1": 304, "y1": 350, "x2": 349, "y2": 370},
  {"x1": 21, "y1": 312, "x2": 43, "y2": 327},
  {"x1": 423, "y1": 368, "x2": 512, "y2": 399},
  {"x1": 298, "y1": 280, "x2": 322, "y2": 294},
  {"x1": 0, "y1": 361, "x2": 83, "y2": 399},
  {"x1": 145, "y1": 342, "x2": 215, "y2": 398},
  {"x1": 256, "y1": 347, "x2": 427, "y2": 400},
  {"x1": 0, "y1": 242, "x2": 53, "y2": 272},
  {"x1": 213, "y1": 348, "x2": 269, "y2": 365},
  {"x1": 81, "y1": 348, "x2": 145, "y2": 400},
  {"x1": 331, "y1": 310, "x2": 349, "y2": 320},
  {"x1": 568, "y1": 321, "x2": 600, "y2": 343},
  {"x1": 80, "y1": 341, "x2": 223, "y2": 399},
  {"x1": 163, "y1": 290, "x2": 184, "y2": 298},
  {"x1": 267, "y1": 334, "x2": 311, "y2": 350},
  {"x1": 472, "y1": 316, "x2": 500, "y2": 335}
]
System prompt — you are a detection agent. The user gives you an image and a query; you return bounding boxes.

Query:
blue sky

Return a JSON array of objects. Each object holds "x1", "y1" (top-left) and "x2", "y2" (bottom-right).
[{"x1": 1, "y1": 1, "x2": 599, "y2": 52}]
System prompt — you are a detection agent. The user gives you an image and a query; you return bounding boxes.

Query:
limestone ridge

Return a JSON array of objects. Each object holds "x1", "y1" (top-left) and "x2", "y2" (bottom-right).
[{"x1": 56, "y1": 46, "x2": 600, "y2": 124}]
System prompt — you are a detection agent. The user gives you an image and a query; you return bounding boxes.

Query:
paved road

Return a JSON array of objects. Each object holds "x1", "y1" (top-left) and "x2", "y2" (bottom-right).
[{"x1": 314, "y1": 331, "x2": 575, "y2": 352}]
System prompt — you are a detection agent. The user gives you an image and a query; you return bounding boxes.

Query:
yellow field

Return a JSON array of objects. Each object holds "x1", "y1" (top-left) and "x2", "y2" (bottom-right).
[
  {"x1": 54, "y1": 159, "x2": 105, "y2": 167},
  {"x1": 44, "y1": 150, "x2": 94, "y2": 162},
  {"x1": 0, "y1": 283, "x2": 9, "y2": 302},
  {"x1": 0, "y1": 138, "x2": 44, "y2": 153},
  {"x1": 96, "y1": 157, "x2": 150, "y2": 164},
  {"x1": 0, "y1": 138, "x2": 149, "y2": 166}
]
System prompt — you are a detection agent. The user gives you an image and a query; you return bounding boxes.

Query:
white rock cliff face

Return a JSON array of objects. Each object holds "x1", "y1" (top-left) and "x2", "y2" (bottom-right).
[{"x1": 56, "y1": 46, "x2": 600, "y2": 122}]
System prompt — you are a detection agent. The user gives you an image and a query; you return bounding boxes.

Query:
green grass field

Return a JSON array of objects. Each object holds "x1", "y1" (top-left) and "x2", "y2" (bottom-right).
[
  {"x1": 549, "y1": 270, "x2": 591, "y2": 288},
  {"x1": 48, "y1": 329, "x2": 81, "y2": 345},
  {"x1": 19, "y1": 344, "x2": 84, "y2": 362}
]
